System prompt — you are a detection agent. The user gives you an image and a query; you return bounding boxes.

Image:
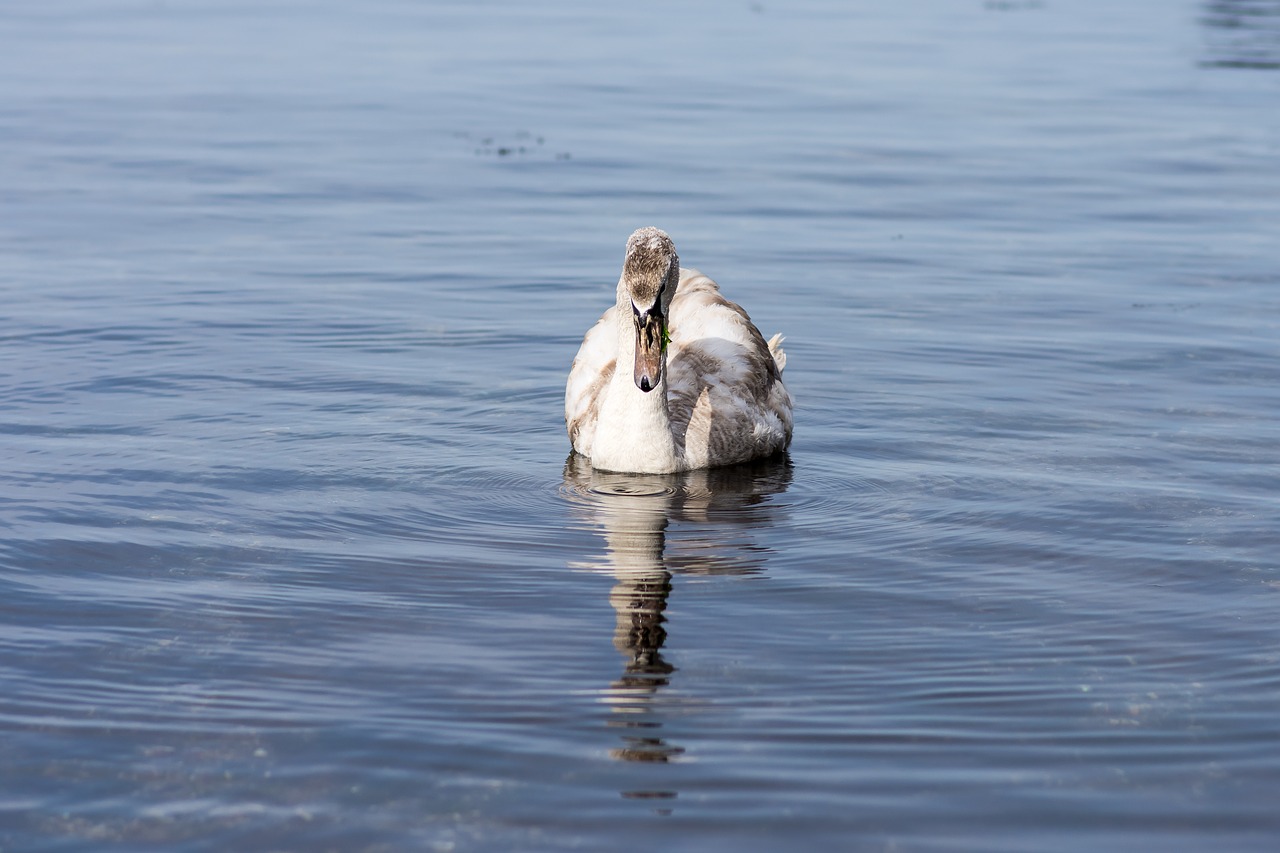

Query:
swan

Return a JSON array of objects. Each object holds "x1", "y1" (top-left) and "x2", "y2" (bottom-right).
[{"x1": 565, "y1": 227, "x2": 793, "y2": 473}]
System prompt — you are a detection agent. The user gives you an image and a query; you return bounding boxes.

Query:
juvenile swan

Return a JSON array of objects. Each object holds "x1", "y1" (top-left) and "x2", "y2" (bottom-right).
[{"x1": 565, "y1": 227, "x2": 793, "y2": 473}]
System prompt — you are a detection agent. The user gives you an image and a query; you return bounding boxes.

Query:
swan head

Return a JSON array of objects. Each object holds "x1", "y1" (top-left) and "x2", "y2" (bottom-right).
[{"x1": 622, "y1": 227, "x2": 680, "y2": 393}]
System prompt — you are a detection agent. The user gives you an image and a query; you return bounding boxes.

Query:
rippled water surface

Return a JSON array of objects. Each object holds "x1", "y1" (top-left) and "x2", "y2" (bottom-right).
[{"x1": 3, "y1": 1, "x2": 1280, "y2": 850}]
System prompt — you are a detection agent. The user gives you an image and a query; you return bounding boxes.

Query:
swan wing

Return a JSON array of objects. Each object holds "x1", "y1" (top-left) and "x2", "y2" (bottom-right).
[
  {"x1": 565, "y1": 306, "x2": 619, "y2": 456},
  {"x1": 665, "y1": 268, "x2": 793, "y2": 468}
]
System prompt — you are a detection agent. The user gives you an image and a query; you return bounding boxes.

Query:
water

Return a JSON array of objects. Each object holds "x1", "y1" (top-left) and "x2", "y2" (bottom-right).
[{"x1": 2, "y1": 0, "x2": 1279, "y2": 849}]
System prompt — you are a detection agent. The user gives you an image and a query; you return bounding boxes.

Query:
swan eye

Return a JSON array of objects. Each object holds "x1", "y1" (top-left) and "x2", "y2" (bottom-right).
[{"x1": 631, "y1": 298, "x2": 662, "y2": 320}]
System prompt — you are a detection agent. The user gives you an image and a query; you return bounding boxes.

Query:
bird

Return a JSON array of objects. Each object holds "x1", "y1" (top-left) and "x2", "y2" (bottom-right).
[{"x1": 565, "y1": 227, "x2": 793, "y2": 473}]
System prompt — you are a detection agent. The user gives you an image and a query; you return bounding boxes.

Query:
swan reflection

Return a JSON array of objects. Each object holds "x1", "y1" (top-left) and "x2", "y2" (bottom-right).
[{"x1": 562, "y1": 453, "x2": 792, "y2": 781}]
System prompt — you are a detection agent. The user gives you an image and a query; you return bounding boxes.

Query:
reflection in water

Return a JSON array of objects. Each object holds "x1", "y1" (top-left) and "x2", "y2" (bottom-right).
[
  {"x1": 1201, "y1": 1, "x2": 1280, "y2": 68},
  {"x1": 562, "y1": 454, "x2": 792, "y2": 801}
]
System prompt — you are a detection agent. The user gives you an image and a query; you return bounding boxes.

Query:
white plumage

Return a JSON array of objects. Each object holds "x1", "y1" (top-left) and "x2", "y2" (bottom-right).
[{"x1": 565, "y1": 227, "x2": 793, "y2": 473}]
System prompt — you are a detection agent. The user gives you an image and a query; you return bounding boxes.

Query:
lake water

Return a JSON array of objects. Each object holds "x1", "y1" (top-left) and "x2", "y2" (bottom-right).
[{"x1": 2, "y1": 0, "x2": 1279, "y2": 850}]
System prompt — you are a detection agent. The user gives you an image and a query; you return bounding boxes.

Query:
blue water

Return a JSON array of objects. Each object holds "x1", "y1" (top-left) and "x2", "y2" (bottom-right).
[{"x1": 3, "y1": 0, "x2": 1280, "y2": 850}]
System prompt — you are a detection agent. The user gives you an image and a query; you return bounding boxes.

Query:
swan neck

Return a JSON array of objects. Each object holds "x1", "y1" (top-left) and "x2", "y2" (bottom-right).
[{"x1": 586, "y1": 301, "x2": 680, "y2": 473}]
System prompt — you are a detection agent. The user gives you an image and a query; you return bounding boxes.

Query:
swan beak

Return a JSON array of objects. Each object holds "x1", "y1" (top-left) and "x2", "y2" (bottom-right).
[{"x1": 632, "y1": 309, "x2": 666, "y2": 393}]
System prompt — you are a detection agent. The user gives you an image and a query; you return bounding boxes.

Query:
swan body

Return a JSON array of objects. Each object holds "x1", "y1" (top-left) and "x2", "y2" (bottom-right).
[{"x1": 565, "y1": 227, "x2": 793, "y2": 473}]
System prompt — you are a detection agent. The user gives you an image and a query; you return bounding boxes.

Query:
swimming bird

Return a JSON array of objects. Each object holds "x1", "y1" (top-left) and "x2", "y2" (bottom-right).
[{"x1": 565, "y1": 227, "x2": 793, "y2": 473}]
